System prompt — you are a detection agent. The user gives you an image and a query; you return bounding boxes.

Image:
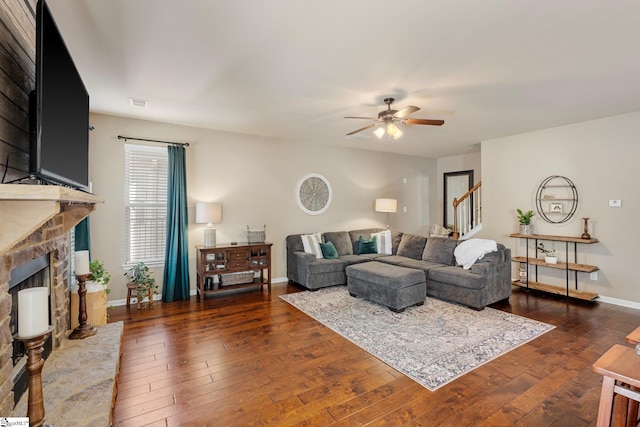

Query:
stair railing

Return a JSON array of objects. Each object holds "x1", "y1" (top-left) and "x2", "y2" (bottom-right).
[{"x1": 452, "y1": 181, "x2": 482, "y2": 239}]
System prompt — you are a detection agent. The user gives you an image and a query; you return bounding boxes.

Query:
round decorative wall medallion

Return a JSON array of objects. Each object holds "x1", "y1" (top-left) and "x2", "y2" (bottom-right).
[{"x1": 296, "y1": 173, "x2": 332, "y2": 215}]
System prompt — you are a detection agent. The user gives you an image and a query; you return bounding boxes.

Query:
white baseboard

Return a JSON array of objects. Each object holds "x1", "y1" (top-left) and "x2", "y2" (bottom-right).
[
  {"x1": 597, "y1": 295, "x2": 640, "y2": 311},
  {"x1": 109, "y1": 276, "x2": 290, "y2": 307}
]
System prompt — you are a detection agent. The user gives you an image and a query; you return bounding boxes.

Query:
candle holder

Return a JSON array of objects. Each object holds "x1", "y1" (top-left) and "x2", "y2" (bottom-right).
[
  {"x1": 14, "y1": 325, "x2": 54, "y2": 427},
  {"x1": 69, "y1": 273, "x2": 97, "y2": 340},
  {"x1": 581, "y1": 217, "x2": 591, "y2": 240}
]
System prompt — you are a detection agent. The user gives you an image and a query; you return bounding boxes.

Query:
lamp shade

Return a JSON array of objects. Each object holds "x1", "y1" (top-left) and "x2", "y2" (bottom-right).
[
  {"x1": 375, "y1": 198, "x2": 397, "y2": 213},
  {"x1": 195, "y1": 203, "x2": 222, "y2": 224}
]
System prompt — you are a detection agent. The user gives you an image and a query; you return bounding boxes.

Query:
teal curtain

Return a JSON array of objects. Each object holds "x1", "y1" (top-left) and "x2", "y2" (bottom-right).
[
  {"x1": 74, "y1": 217, "x2": 91, "y2": 254},
  {"x1": 162, "y1": 145, "x2": 190, "y2": 302}
]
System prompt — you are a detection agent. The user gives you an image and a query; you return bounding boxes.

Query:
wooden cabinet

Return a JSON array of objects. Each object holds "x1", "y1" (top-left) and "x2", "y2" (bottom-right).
[
  {"x1": 510, "y1": 233, "x2": 599, "y2": 301},
  {"x1": 196, "y1": 242, "x2": 272, "y2": 301}
]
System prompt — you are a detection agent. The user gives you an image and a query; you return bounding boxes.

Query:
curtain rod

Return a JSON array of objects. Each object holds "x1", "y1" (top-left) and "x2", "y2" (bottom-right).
[{"x1": 117, "y1": 135, "x2": 189, "y2": 147}]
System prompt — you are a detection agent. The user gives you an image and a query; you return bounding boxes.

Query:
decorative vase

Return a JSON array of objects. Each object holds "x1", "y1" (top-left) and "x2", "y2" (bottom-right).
[
  {"x1": 581, "y1": 218, "x2": 591, "y2": 239},
  {"x1": 544, "y1": 256, "x2": 558, "y2": 264},
  {"x1": 520, "y1": 224, "x2": 533, "y2": 235}
]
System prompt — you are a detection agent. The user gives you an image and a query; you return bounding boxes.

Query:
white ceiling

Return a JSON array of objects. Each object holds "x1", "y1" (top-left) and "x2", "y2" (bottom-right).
[{"x1": 48, "y1": 0, "x2": 640, "y2": 158}]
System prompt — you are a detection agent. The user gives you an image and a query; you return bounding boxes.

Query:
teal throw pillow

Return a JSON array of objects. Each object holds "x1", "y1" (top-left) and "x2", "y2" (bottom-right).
[
  {"x1": 319, "y1": 241, "x2": 339, "y2": 259},
  {"x1": 358, "y1": 235, "x2": 377, "y2": 254}
]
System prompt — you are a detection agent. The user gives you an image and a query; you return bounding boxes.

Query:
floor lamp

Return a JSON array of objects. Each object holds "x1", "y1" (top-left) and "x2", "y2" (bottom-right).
[
  {"x1": 196, "y1": 202, "x2": 222, "y2": 246},
  {"x1": 375, "y1": 198, "x2": 397, "y2": 229}
]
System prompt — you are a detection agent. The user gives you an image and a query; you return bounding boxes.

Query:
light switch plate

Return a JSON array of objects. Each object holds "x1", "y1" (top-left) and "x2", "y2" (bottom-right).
[{"x1": 609, "y1": 200, "x2": 622, "y2": 207}]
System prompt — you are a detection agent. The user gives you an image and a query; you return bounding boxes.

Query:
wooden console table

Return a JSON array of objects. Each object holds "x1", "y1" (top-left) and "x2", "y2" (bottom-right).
[
  {"x1": 510, "y1": 233, "x2": 599, "y2": 301},
  {"x1": 195, "y1": 242, "x2": 272, "y2": 301}
]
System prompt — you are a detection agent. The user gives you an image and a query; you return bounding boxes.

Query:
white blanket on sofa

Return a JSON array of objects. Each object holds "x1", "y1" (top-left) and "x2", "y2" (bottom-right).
[{"x1": 454, "y1": 238, "x2": 498, "y2": 270}]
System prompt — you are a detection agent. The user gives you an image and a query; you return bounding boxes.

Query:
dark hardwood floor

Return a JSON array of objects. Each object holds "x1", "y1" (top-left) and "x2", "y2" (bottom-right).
[{"x1": 110, "y1": 283, "x2": 640, "y2": 426}]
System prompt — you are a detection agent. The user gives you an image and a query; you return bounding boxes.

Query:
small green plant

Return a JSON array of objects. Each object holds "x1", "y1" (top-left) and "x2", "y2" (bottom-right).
[
  {"x1": 516, "y1": 209, "x2": 535, "y2": 225},
  {"x1": 125, "y1": 262, "x2": 156, "y2": 305},
  {"x1": 89, "y1": 259, "x2": 111, "y2": 295}
]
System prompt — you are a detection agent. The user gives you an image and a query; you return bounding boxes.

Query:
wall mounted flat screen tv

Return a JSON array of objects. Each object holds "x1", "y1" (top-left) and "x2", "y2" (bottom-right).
[{"x1": 30, "y1": 0, "x2": 90, "y2": 191}]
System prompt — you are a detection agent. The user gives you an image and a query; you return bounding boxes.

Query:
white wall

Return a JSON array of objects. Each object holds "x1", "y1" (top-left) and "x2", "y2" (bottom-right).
[
  {"x1": 480, "y1": 110, "x2": 640, "y2": 304},
  {"x1": 89, "y1": 113, "x2": 438, "y2": 301}
]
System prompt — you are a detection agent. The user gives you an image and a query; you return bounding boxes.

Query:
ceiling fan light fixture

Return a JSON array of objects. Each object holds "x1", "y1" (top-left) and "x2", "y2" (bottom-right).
[{"x1": 346, "y1": 98, "x2": 443, "y2": 139}]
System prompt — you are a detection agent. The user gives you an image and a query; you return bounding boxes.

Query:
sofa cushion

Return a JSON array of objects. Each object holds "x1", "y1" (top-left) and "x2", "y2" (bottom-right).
[
  {"x1": 371, "y1": 230, "x2": 392, "y2": 254},
  {"x1": 338, "y1": 254, "x2": 372, "y2": 265},
  {"x1": 397, "y1": 259, "x2": 448, "y2": 274},
  {"x1": 349, "y1": 228, "x2": 383, "y2": 254},
  {"x1": 323, "y1": 231, "x2": 353, "y2": 256},
  {"x1": 390, "y1": 230, "x2": 404, "y2": 254},
  {"x1": 357, "y1": 235, "x2": 378, "y2": 254},
  {"x1": 428, "y1": 266, "x2": 485, "y2": 290},
  {"x1": 422, "y1": 237, "x2": 458, "y2": 266},
  {"x1": 319, "y1": 241, "x2": 339, "y2": 259},
  {"x1": 396, "y1": 233, "x2": 427, "y2": 260},
  {"x1": 307, "y1": 258, "x2": 348, "y2": 274},
  {"x1": 301, "y1": 232, "x2": 323, "y2": 258},
  {"x1": 376, "y1": 255, "x2": 418, "y2": 265}
]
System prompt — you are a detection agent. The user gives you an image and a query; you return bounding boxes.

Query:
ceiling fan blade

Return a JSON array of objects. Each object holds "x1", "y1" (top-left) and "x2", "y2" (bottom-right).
[
  {"x1": 344, "y1": 116, "x2": 377, "y2": 120},
  {"x1": 346, "y1": 123, "x2": 377, "y2": 136},
  {"x1": 402, "y1": 118, "x2": 445, "y2": 126},
  {"x1": 394, "y1": 105, "x2": 420, "y2": 118}
]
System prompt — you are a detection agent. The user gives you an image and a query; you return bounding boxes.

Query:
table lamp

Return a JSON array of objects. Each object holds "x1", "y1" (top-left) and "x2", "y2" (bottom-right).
[{"x1": 196, "y1": 202, "x2": 222, "y2": 246}]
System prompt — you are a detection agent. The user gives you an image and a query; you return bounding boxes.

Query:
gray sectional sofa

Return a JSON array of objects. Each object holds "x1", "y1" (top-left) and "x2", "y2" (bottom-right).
[{"x1": 285, "y1": 228, "x2": 512, "y2": 310}]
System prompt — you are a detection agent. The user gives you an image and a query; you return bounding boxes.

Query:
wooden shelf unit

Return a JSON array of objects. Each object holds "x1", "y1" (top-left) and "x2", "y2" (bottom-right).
[
  {"x1": 196, "y1": 242, "x2": 272, "y2": 301},
  {"x1": 510, "y1": 233, "x2": 599, "y2": 301},
  {"x1": 511, "y1": 256, "x2": 598, "y2": 273}
]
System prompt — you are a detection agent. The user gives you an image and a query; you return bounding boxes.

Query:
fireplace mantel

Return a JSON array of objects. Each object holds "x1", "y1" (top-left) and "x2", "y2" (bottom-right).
[{"x1": 0, "y1": 184, "x2": 103, "y2": 256}]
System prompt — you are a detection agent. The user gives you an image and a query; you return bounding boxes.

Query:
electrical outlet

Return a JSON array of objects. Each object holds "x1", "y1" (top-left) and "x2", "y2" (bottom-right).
[
  {"x1": 609, "y1": 200, "x2": 622, "y2": 207},
  {"x1": 590, "y1": 271, "x2": 598, "y2": 280}
]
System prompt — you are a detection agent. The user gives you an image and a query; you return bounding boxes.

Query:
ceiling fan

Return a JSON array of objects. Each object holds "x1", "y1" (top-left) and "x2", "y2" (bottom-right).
[{"x1": 345, "y1": 97, "x2": 444, "y2": 140}]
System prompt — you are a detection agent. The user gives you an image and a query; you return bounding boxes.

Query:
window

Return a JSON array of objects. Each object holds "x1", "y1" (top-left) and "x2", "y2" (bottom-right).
[{"x1": 125, "y1": 144, "x2": 168, "y2": 266}]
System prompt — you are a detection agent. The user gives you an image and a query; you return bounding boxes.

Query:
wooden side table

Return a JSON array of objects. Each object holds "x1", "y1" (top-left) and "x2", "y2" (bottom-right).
[
  {"x1": 626, "y1": 326, "x2": 640, "y2": 346},
  {"x1": 592, "y1": 344, "x2": 640, "y2": 427},
  {"x1": 126, "y1": 283, "x2": 153, "y2": 309}
]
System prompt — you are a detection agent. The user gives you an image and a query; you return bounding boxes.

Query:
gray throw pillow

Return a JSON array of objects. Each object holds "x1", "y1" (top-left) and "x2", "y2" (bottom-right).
[
  {"x1": 396, "y1": 234, "x2": 428, "y2": 260},
  {"x1": 422, "y1": 237, "x2": 458, "y2": 265}
]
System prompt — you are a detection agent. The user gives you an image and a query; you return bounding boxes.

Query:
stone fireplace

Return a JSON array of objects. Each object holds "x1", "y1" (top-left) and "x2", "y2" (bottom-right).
[{"x1": 0, "y1": 184, "x2": 101, "y2": 415}]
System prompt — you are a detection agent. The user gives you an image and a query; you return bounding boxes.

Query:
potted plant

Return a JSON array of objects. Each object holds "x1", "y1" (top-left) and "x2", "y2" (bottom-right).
[
  {"x1": 89, "y1": 259, "x2": 111, "y2": 295},
  {"x1": 124, "y1": 262, "x2": 156, "y2": 308},
  {"x1": 72, "y1": 259, "x2": 110, "y2": 328},
  {"x1": 537, "y1": 243, "x2": 558, "y2": 264},
  {"x1": 516, "y1": 209, "x2": 535, "y2": 235}
]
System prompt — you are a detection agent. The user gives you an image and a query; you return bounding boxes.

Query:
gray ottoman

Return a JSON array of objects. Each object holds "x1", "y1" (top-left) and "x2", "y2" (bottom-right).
[{"x1": 346, "y1": 261, "x2": 426, "y2": 312}]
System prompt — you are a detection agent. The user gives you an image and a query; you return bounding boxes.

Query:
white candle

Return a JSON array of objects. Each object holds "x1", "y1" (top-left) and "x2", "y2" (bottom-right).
[
  {"x1": 18, "y1": 288, "x2": 49, "y2": 337},
  {"x1": 74, "y1": 250, "x2": 90, "y2": 275}
]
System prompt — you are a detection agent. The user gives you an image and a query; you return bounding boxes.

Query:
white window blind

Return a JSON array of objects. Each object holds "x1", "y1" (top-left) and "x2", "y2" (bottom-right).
[{"x1": 125, "y1": 144, "x2": 168, "y2": 266}]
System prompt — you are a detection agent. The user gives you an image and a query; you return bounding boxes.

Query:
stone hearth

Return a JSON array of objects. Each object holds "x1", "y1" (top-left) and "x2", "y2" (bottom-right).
[{"x1": 0, "y1": 184, "x2": 102, "y2": 416}]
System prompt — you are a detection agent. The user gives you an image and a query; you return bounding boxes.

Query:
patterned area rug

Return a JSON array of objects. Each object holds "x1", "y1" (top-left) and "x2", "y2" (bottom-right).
[{"x1": 280, "y1": 286, "x2": 554, "y2": 391}]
